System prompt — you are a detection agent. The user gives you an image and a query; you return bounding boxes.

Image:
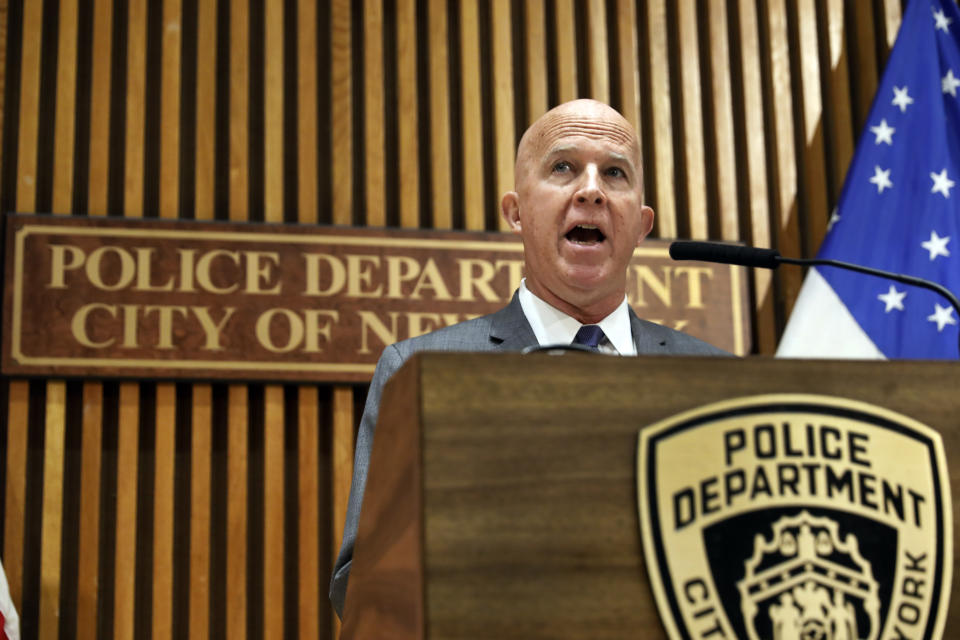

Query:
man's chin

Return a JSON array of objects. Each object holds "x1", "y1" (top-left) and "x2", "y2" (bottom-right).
[
  {"x1": 559, "y1": 262, "x2": 616, "y2": 289},
  {"x1": 557, "y1": 273, "x2": 623, "y2": 304}
]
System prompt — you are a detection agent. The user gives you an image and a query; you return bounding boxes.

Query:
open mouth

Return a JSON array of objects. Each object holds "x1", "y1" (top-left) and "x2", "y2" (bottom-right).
[{"x1": 565, "y1": 224, "x2": 606, "y2": 245}]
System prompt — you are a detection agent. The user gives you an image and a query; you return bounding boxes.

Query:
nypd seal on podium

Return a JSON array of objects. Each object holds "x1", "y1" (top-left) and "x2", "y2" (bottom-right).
[{"x1": 637, "y1": 394, "x2": 952, "y2": 640}]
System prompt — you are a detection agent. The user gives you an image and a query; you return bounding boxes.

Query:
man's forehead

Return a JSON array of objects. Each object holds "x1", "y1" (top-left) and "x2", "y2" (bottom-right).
[
  {"x1": 520, "y1": 105, "x2": 640, "y2": 165},
  {"x1": 535, "y1": 112, "x2": 637, "y2": 150}
]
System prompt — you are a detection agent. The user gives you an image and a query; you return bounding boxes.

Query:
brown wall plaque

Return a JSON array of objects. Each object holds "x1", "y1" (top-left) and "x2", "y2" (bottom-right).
[{"x1": 2, "y1": 214, "x2": 750, "y2": 382}]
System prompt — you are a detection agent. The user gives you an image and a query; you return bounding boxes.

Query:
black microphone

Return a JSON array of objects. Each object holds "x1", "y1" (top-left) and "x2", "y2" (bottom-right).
[
  {"x1": 669, "y1": 241, "x2": 781, "y2": 269},
  {"x1": 669, "y1": 240, "x2": 960, "y2": 357}
]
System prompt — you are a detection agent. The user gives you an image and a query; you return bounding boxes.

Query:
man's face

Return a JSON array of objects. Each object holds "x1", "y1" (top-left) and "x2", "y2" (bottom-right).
[{"x1": 501, "y1": 101, "x2": 654, "y2": 320}]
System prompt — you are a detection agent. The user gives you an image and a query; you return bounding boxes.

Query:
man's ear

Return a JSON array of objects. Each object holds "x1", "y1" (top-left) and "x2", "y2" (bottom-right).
[
  {"x1": 636, "y1": 205, "x2": 655, "y2": 246},
  {"x1": 501, "y1": 192, "x2": 522, "y2": 233}
]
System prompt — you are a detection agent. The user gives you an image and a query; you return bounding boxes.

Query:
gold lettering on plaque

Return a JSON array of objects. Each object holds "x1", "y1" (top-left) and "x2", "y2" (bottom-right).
[
  {"x1": 357, "y1": 310, "x2": 399, "y2": 355},
  {"x1": 244, "y1": 251, "x2": 282, "y2": 294},
  {"x1": 457, "y1": 258, "x2": 500, "y2": 302},
  {"x1": 345, "y1": 255, "x2": 383, "y2": 298},
  {"x1": 191, "y1": 306, "x2": 237, "y2": 350},
  {"x1": 48, "y1": 244, "x2": 85, "y2": 288},
  {"x1": 256, "y1": 308, "x2": 304, "y2": 353},
  {"x1": 303, "y1": 253, "x2": 347, "y2": 296},
  {"x1": 135, "y1": 247, "x2": 177, "y2": 292},
  {"x1": 71, "y1": 303, "x2": 117, "y2": 348},
  {"x1": 675, "y1": 266, "x2": 713, "y2": 309}
]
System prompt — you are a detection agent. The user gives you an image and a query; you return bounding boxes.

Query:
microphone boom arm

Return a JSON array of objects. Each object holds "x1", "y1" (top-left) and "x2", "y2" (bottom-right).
[
  {"x1": 776, "y1": 255, "x2": 960, "y2": 334},
  {"x1": 668, "y1": 240, "x2": 960, "y2": 357}
]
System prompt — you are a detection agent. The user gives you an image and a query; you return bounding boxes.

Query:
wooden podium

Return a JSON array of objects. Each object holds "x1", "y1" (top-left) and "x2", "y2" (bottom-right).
[{"x1": 340, "y1": 353, "x2": 960, "y2": 639}]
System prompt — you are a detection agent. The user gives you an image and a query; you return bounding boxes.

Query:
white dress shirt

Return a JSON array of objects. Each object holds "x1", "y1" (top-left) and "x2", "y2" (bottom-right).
[{"x1": 517, "y1": 280, "x2": 636, "y2": 355}]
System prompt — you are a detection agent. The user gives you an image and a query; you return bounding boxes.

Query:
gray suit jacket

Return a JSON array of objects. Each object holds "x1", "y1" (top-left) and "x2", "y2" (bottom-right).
[{"x1": 329, "y1": 292, "x2": 727, "y2": 617}]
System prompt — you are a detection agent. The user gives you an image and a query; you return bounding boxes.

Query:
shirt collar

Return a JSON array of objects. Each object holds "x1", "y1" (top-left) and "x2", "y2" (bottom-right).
[{"x1": 517, "y1": 280, "x2": 636, "y2": 355}]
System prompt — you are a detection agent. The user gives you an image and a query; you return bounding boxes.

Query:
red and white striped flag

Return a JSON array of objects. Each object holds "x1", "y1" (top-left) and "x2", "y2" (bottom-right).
[{"x1": 0, "y1": 557, "x2": 18, "y2": 640}]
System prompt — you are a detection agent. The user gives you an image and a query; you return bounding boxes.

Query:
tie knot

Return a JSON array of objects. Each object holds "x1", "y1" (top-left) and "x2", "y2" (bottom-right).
[{"x1": 572, "y1": 324, "x2": 606, "y2": 349}]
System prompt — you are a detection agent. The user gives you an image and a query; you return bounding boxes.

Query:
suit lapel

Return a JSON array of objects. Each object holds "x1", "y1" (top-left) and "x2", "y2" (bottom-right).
[
  {"x1": 630, "y1": 307, "x2": 671, "y2": 354},
  {"x1": 489, "y1": 292, "x2": 539, "y2": 350}
]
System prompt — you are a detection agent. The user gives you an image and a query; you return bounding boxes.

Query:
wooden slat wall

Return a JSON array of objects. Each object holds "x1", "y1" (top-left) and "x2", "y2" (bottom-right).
[{"x1": 0, "y1": 0, "x2": 905, "y2": 636}]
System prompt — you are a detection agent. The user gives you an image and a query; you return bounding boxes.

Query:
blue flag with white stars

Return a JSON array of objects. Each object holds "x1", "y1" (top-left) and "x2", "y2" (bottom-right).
[{"x1": 779, "y1": 0, "x2": 960, "y2": 359}]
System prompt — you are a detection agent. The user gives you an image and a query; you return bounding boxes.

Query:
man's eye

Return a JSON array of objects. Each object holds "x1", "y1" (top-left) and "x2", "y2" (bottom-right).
[
  {"x1": 606, "y1": 166, "x2": 626, "y2": 178},
  {"x1": 552, "y1": 161, "x2": 572, "y2": 173}
]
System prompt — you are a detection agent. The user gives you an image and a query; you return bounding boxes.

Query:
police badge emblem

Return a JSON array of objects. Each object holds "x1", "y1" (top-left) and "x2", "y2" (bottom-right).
[{"x1": 637, "y1": 394, "x2": 952, "y2": 640}]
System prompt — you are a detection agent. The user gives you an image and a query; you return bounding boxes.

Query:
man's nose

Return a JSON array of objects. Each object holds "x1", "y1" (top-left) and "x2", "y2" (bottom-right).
[{"x1": 575, "y1": 167, "x2": 605, "y2": 205}]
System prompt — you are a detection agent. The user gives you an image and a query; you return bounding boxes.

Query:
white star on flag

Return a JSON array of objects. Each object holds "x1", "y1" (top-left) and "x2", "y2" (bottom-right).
[
  {"x1": 878, "y1": 286, "x2": 907, "y2": 312},
  {"x1": 934, "y1": 7, "x2": 953, "y2": 32},
  {"x1": 827, "y1": 210, "x2": 841, "y2": 232},
  {"x1": 869, "y1": 119, "x2": 895, "y2": 145},
  {"x1": 869, "y1": 165, "x2": 893, "y2": 193},
  {"x1": 921, "y1": 230, "x2": 951, "y2": 260},
  {"x1": 892, "y1": 86, "x2": 914, "y2": 112},
  {"x1": 943, "y1": 69, "x2": 960, "y2": 96},
  {"x1": 931, "y1": 168, "x2": 955, "y2": 197},
  {"x1": 927, "y1": 303, "x2": 957, "y2": 331}
]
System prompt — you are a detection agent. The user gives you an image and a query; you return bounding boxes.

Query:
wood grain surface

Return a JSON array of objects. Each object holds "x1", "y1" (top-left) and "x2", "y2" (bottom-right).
[{"x1": 345, "y1": 353, "x2": 960, "y2": 639}]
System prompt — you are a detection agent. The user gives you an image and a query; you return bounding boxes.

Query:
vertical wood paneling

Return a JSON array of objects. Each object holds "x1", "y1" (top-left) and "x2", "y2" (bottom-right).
[
  {"x1": 52, "y1": 0, "x2": 78, "y2": 214},
  {"x1": 195, "y1": 0, "x2": 215, "y2": 221},
  {"x1": 114, "y1": 9, "x2": 148, "y2": 635},
  {"x1": 263, "y1": 385, "x2": 285, "y2": 639},
  {"x1": 76, "y1": 383, "x2": 102, "y2": 640},
  {"x1": 159, "y1": 0, "x2": 181, "y2": 220},
  {"x1": 330, "y1": 386, "x2": 354, "y2": 640},
  {"x1": 331, "y1": 0, "x2": 352, "y2": 225},
  {"x1": 297, "y1": 386, "x2": 320, "y2": 640},
  {"x1": 706, "y1": 0, "x2": 738, "y2": 242},
  {"x1": 297, "y1": 0, "x2": 318, "y2": 224},
  {"x1": 795, "y1": 0, "x2": 829, "y2": 252},
  {"x1": 615, "y1": 0, "x2": 640, "y2": 134},
  {"x1": 10, "y1": 6, "x2": 49, "y2": 640},
  {"x1": 460, "y1": 0, "x2": 484, "y2": 230},
  {"x1": 677, "y1": 0, "x2": 707, "y2": 239},
  {"x1": 882, "y1": 0, "x2": 902, "y2": 51},
  {"x1": 15, "y1": 0, "x2": 42, "y2": 212},
  {"x1": 38, "y1": 382, "x2": 66, "y2": 640},
  {"x1": 824, "y1": 0, "x2": 854, "y2": 206},
  {"x1": 226, "y1": 385, "x2": 248, "y2": 640},
  {"x1": 265, "y1": 0, "x2": 284, "y2": 225},
  {"x1": 2, "y1": 383, "x2": 28, "y2": 618},
  {"x1": 152, "y1": 383, "x2": 176, "y2": 639},
  {"x1": 644, "y1": 0, "x2": 675, "y2": 237},
  {"x1": 0, "y1": 1, "x2": 6, "y2": 156},
  {"x1": 850, "y1": 2, "x2": 879, "y2": 130},
  {"x1": 765, "y1": 0, "x2": 803, "y2": 316},
  {"x1": 114, "y1": 383, "x2": 140, "y2": 640},
  {"x1": 189, "y1": 385, "x2": 212, "y2": 640},
  {"x1": 491, "y1": 0, "x2": 514, "y2": 231},
  {"x1": 553, "y1": 0, "x2": 577, "y2": 102},
  {"x1": 524, "y1": 0, "x2": 547, "y2": 121},
  {"x1": 229, "y1": 0, "x2": 248, "y2": 222},
  {"x1": 428, "y1": 0, "x2": 451, "y2": 228},
  {"x1": 124, "y1": 0, "x2": 147, "y2": 217},
  {"x1": 586, "y1": 0, "x2": 607, "y2": 102},
  {"x1": 363, "y1": 0, "x2": 384, "y2": 227},
  {"x1": 736, "y1": 0, "x2": 776, "y2": 353},
  {"x1": 87, "y1": 0, "x2": 112, "y2": 216},
  {"x1": 397, "y1": 0, "x2": 419, "y2": 228},
  {"x1": 263, "y1": 10, "x2": 287, "y2": 635}
]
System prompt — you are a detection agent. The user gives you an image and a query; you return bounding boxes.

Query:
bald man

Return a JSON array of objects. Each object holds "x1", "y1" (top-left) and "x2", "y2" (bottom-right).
[{"x1": 329, "y1": 100, "x2": 725, "y2": 618}]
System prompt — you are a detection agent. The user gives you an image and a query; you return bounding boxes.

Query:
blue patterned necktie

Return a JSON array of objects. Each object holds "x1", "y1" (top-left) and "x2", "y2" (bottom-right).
[{"x1": 572, "y1": 324, "x2": 606, "y2": 351}]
